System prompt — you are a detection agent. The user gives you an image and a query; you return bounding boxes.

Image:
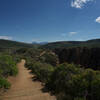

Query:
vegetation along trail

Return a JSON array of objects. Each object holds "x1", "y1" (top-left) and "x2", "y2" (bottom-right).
[{"x1": 1, "y1": 60, "x2": 56, "y2": 100}]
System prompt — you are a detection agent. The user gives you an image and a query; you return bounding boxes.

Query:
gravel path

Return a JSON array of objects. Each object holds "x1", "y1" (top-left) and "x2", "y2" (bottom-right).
[{"x1": 1, "y1": 60, "x2": 55, "y2": 100}]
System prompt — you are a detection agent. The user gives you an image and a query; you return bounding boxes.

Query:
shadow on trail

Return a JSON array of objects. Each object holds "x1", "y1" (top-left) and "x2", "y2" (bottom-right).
[{"x1": 31, "y1": 75, "x2": 54, "y2": 96}]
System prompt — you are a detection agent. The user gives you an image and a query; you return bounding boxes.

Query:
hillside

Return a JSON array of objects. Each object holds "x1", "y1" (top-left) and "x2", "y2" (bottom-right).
[
  {"x1": 41, "y1": 39, "x2": 100, "y2": 49},
  {"x1": 0, "y1": 39, "x2": 37, "y2": 49},
  {"x1": 1, "y1": 39, "x2": 100, "y2": 50}
]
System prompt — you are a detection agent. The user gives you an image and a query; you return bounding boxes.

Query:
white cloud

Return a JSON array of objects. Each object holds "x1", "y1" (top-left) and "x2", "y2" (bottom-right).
[
  {"x1": 71, "y1": 0, "x2": 93, "y2": 8},
  {"x1": 95, "y1": 16, "x2": 100, "y2": 23},
  {"x1": 69, "y1": 32, "x2": 77, "y2": 35},
  {"x1": 0, "y1": 36, "x2": 13, "y2": 40}
]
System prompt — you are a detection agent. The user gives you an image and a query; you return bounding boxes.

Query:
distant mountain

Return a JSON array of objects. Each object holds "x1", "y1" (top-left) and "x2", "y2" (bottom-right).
[
  {"x1": 32, "y1": 42, "x2": 48, "y2": 45},
  {"x1": 41, "y1": 39, "x2": 100, "y2": 49}
]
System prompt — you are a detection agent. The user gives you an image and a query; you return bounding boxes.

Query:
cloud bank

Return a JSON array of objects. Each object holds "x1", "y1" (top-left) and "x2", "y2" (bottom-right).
[
  {"x1": 0, "y1": 36, "x2": 13, "y2": 40},
  {"x1": 71, "y1": 0, "x2": 93, "y2": 8}
]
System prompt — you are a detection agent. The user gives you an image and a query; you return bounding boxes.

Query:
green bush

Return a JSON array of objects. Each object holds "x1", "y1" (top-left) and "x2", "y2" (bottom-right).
[
  {"x1": 0, "y1": 55, "x2": 18, "y2": 77},
  {"x1": 39, "y1": 52, "x2": 58, "y2": 66},
  {"x1": 30, "y1": 62, "x2": 54, "y2": 83},
  {"x1": 0, "y1": 54, "x2": 18, "y2": 90},
  {"x1": 46, "y1": 63, "x2": 82, "y2": 93},
  {"x1": 45, "y1": 63, "x2": 100, "y2": 100},
  {"x1": 0, "y1": 77, "x2": 11, "y2": 89}
]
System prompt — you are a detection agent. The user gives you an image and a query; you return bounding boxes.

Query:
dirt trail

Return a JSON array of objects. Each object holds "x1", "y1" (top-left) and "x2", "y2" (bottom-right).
[{"x1": 1, "y1": 60, "x2": 56, "y2": 100}]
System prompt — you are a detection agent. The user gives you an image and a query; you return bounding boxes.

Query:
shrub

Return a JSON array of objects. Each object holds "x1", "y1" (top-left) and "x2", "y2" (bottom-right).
[
  {"x1": 0, "y1": 77, "x2": 11, "y2": 89},
  {"x1": 30, "y1": 62, "x2": 54, "y2": 83},
  {"x1": 46, "y1": 63, "x2": 83, "y2": 93},
  {"x1": 0, "y1": 55, "x2": 18, "y2": 77},
  {"x1": 39, "y1": 52, "x2": 58, "y2": 66},
  {"x1": 0, "y1": 54, "x2": 18, "y2": 90},
  {"x1": 46, "y1": 63, "x2": 100, "y2": 100}
]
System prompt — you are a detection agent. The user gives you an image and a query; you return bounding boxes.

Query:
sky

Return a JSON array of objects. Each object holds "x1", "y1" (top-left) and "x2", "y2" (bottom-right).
[{"x1": 0, "y1": 0, "x2": 100, "y2": 43}]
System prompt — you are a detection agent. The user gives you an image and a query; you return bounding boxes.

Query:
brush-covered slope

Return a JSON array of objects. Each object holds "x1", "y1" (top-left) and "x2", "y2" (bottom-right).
[
  {"x1": 0, "y1": 39, "x2": 35, "y2": 49},
  {"x1": 41, "y1": 39, "x2": 100, "y2": 49}
]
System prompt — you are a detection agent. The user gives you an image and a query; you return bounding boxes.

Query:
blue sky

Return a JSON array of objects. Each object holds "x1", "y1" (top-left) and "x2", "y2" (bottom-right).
[{"x1": 0, "y1": 0, "x2": 100, "y2": 43}]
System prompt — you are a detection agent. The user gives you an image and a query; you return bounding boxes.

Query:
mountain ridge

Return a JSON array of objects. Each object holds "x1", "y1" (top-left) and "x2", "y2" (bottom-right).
[
  {"x1": 0, "y1": 39, "x2": 34, "y2": 49},
  {"x1": 41, "y1": 39, "x2": 100, "y2": 49},
  {"x1": 0, "y1": 38, "x2": 100, "y2": 49}
]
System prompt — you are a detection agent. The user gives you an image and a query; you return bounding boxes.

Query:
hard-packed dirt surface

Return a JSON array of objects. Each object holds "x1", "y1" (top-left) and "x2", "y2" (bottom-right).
[{"x1": 1, "y1": 60, "x2": 56, "y2": 100}]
